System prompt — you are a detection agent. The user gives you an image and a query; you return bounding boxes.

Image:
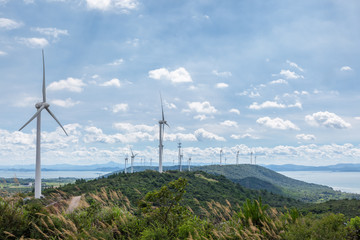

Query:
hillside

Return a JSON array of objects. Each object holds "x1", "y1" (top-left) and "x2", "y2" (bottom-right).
[
  {"x1": 46, "y1": 170, "x2": 302, "y2": 214},
  {"x1": 192, "y1": 164, "x2": 360, "y2": 203}
]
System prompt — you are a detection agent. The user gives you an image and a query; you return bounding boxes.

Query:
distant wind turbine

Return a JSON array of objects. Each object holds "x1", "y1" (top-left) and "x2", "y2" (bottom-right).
[
  {"x1": 130, "y1": 148, "x2": 137, "y2": 173},
  {"x1": 178, "y1": 141, "x2": 183, "y2": 172},
  {"x1": 250, "y1": 151, "x2": 253, "y2": 164},
  {"x1": 188, "y1": 157, "x2": 191, "y2": 171},
  {"x1": 158, "y1": 94, "x2": 169, "y2": 173},
  {"x1": 219, "y1": 149, "x2": 222, "y2": 165},
  {"x1": 236, "y1": 150, "x2": 239, "y2": 165},
  {"x1": 19, "y1": 50, "x2": 68, "y2": 199},
  {"x1": 124, "y1": 156, "x2": 128, "y2": 174}
]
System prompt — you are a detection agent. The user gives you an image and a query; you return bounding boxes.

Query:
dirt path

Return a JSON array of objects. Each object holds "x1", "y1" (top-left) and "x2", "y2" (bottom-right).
[{"x1": 67, "y1": 196, "x2": 81, "y2": 213}]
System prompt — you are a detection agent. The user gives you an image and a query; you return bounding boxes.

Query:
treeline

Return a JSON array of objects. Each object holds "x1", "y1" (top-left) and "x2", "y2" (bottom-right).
[{"x1": 1, "y1": 177, "x2": 360, "y2": 239}]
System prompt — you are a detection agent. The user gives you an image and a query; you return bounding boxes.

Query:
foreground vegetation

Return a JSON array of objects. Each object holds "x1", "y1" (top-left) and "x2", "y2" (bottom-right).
[{"x1": 1, "y1": 176, "x2": 360, "y2": 239}]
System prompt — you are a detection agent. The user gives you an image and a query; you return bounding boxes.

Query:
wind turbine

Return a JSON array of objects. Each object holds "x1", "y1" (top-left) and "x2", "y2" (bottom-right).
[
  {"x1": 188, "y1": 157, "x2": 191, "y2": 171},
  {"x1": 19, "y1": 50, "x2": 68, "y2": 199},
  {"x1": 158, "y1": 94, "x2": 169, "y2": 173},
  {"x1": 130, "y1": 148, "x2": 137, "y2": 173},
  {"x1": 219, "y1": 148, "x2": 223, "y2": 166},
  {"x1": 250, "y1": 151, "x2": 253, "y2": 164},
  {"x1": 236, "y1": 150, "x2": 239, "y2": 165},
  {"x1": 178, "y1": 141, "x2": 183, "y2": 172},
  {"x1": 124, "y1": 156, "x2": 128, "y2": 174}
]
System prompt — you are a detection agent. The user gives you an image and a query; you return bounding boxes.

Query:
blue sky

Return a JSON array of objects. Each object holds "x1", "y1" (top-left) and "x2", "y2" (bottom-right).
[{"x1": 1, "y1": 0, "x2": 360, "y2": 166}]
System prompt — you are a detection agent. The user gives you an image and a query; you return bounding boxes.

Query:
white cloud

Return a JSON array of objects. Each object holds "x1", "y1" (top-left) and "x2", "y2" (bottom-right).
[
  {"x1": 231, "y1": 133, "x2": 259, "y2": 140},
  {"x1": 18, "y1": 38, "x2": 49, "y2": 48},
  {"x1": 108, "y1": 59, "x2": 124, "y2": 66},
  {"x1": 220, "y1": 120, "x2": 238, "y2": 128},
  {"x1": 194, "y1": 128, "x2": 225, "y2": 141},
  {"x1": 0, "y1": 50, "x2": 7, "y2": 56},
  {"x1": 270, "y1": 79, "x2": 288, "y2": 85},
  {"x1": 32, "y1": 27, "x2": 68, "y2": 39},
  {"x1": 47, "y1": 78, "x2": 86, "y2": 92},
  {"x1": 14, "y1": 96, "x2": 39, "y2": 107},
  {"x1": 257, "y1": 117, "x2": 300, "y2": 130},
  {"x1": 112, "y1": 103, "x2": 128, "y2": 113},
  {"x1": 149, "y1": 67, "x2": 192, "y2": 84},
  {"x1": 51, "y1": 98, "x2": 80, "y2": 108},
  {"x1": 113, "y1": 123, "x2": 155, "y2": 132},
  {"x1": 185, "y1": 101, "x2": 217, "y2": 114},
  {"x1": 355, "y1": 117, "x2": 360, "y2": 121},
  {"x1": 229, "y1": 108, "x2": 240, "y2": 115},
  {"x1": 164, "y1": 100, "x2": 177, "y2": 109},
  {"x1": 305, "y1": 111, "x2": 351, "y2": 129},
  {"x1": 212, "y1": 70, "x2": 232, "y2": 77},
  {"x1": 194, "y1": 114, "x2": 207, "y2": 121},
  {"x1": 24, "y1": 0, "x2": 34, "y2": 4},
  {"x1": 279, "y1": 69, "x2": 303, "y2": 79},
  {"x1": 86, "y1": 0, "x2": 138, "y2": 11},
  {"x1": 340, "y1": 66, "x2": 352, "y2": 71},
  {"x1": 0, "y1": 18, "x2": 22, "y2": 30},
  {"x1": 100, "y1": 78, "x2": 121, "y2": 87},
  {"x1": 216, "y1": 82, "x2": 229, "y2": 88},
  {"x1": 296, "y1": 134, "x2": 316, "y2": 141},
  {"x1": 249, "y1": 101, "x2": 286, "y2": 110},
  {"x1": 286, "y1": 60, "x2": 304, "y2": 72}
]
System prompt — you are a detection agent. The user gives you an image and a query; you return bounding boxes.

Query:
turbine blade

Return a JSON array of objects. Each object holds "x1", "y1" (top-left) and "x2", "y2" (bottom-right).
[
  {"x1": 19, "y1": 105, "x2": 45, "y2": 131},
  {"x1": 160, "y1": 93, "x2": 165, "y2": 121},
  {"x1": 42, "y1": 49, "x2": 46, "y2": 102},
  {"x1": 165, "y1": 122, "x2": 170, "y2": 128},
  {"x1": 45, "y1": 107, "x2": 68, "y2": 136},
  {"x1": 130, "y1": 148, "x2": 134, "y2": 156}
]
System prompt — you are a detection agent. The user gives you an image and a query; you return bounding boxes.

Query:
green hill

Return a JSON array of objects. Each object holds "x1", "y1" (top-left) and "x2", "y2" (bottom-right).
[
  {"x1": 192, "y1": 164, "x2": 360, "y2": 203},
  {"x1": 46, "y1": 170, "x2": 302, "y2": 215}
]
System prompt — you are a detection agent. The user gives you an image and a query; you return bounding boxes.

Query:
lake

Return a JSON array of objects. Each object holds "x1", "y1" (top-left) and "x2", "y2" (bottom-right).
[
  {"x1": 279, "y1": 171, "x2": 360, "y2": 194},
  {"x1": 0, "y1": 170, "x2": 111, "y2": 179}
]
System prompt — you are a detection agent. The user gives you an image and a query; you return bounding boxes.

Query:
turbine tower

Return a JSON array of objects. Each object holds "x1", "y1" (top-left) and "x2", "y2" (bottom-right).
[
  {"x1": 158, "y1": 94, "x2": 169, "y2": 173},
  {"x1": 178, "y1": 141, "x2": 183, "y2": 172},
  {"x1": 219, "y1": 148, "x2": 223, "y2": 166},
  {"x1": 124, "y1": 156, "x2": 128, "y2": 174},
  {"x1": 188, "y1": 157, "x2": 191, "y2": 171},
  {"x1": 19, "y1": 50, "x2": 68, "y2": 199},
  {"x1": 250, "y1": 151, "x2": 253, "y2": 164},
  {"x1": 236, "y1": 150, "x2": 239, "y2": 165},
  {"x1": 130, "y1": 148, "x2": 137, "y2": 173}
]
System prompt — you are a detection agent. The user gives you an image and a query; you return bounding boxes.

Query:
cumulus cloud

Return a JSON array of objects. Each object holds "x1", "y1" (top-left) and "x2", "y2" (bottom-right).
[
  {"x1": 185, "y1": 101, "x2": 217, "y2": 114},
  {"x1": 340, "y1": 66, "x2": 352, "y2": 71},
  {"x1": 18, "y1": 38, "x2": 49, "y2": 48},
  {"x1": 305, "y1": 111, "x2": 351, "y2": 129},
  {"x1": 257, "y1": 117, "x2": 300, "y2": 130},
  {"x1": 112, "y1": 103, "x2": 128, "y2": 113},
  {"x1": 0, "y1": 18, "x2": 22, "y2": 30},
  {"x1": 220, "y1": 120, "x2": 238, "y2": 128},
  {"x1": 229, "y1": 108, "x2": 240, "y2": 115},
  {"x1": 149, "y1": 67, "x2": 192, "y2": 84},
  {"x1": 51, "y1": 98, "x2": 80, "y2": 108},
  {"x1": 14, "y1": 96, "x2": 39, "y2": 107},
  {"x1": 86, "y1": 0, "x2": 138, "y2": 12},
  {"x1": 231, "y1": 133, "x2": 259, "y2": 140},
  {"x1": 108, "y1": 59, "x2": 124, "y2": 66},
  {"x1": 32, "y1": 27, "x2": 68, "y2": 39},
  {"x1": 194, "y1": 128, "x2": 225, "y2": 141},
  {"x1": 47, "y1": 78, "x2": 86, "y2": 92},
  {"x1": 270, "y1": 79, "x2": 288, "y2": 85},
  {"x1": 279, "y1": 69, "x2": 303, "y2": 79},
  {"x1": 212, "y1": 70, "x2": 232, "y2": 77},
  {"x1": 216, "y1": 82, "x2": 229, "y2": 88},
  {"x1": 99, "y1": 78, "x2": 121, "y2": 87},
  {"x1": 249, "y1": 101, "x2": 286, "y2": 110},
  {"x1": 286, "y1": 60, "x2": 304, "y2": 72},
  {"x1": 296, "y1": 134, "x2": 316, "y2": 141},
  {"x1": 237, "y1": 90, "x2": 260, "y2": 98},
  {"x1": 113, "y1": 122, "x2": 155, "y2": 132},
  {"x1": 194, "y1": 115, "x2": 207, "y2": 121},
  {"x1": 0, "y1": 50, "x2": 6, "y2": 56}
]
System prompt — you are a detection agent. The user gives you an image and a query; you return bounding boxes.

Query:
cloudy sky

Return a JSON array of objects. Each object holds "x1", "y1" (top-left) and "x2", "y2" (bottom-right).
[{"x1": 1, "y1": 0, "x2": 360, "y2": 166}]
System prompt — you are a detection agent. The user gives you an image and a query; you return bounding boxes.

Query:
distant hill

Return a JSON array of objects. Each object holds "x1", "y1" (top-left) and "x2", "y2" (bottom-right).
[
  {"x1": 264, "y1": 163, "x2": 360, "y2": 172},
  {"x1": 192, "y1": 164, "x2": 360, "y2": 203},
  {"x1": 46, "y1": 170, "x2": 302, "y2": 215}
]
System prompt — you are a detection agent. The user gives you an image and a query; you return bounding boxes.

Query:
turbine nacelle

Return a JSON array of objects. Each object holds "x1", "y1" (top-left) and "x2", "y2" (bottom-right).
[{"x1": 35, "y1": 102, "x2": 49, "y2": 109}]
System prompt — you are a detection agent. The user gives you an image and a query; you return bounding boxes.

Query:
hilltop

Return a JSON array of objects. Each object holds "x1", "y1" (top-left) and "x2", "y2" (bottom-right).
[
  {"x1": 46, "y1": 170, "x2": 302, "y2": 214},
  {"x1": 193, "y1": 164, "x2": 360, "y2": 203}
]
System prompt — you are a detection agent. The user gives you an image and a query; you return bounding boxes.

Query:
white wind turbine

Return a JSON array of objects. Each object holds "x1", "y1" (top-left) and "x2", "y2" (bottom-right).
[
  {"x1": 19, "y1": 50, "x2": 68, "y2": 199},
  {"x1": 236, "y1": 150, "x2": 239, "y2": 165},
  {"x1": 124, "y1": 155, "x2": 128, "y2": 174},
  {"x1": 219, "y1": 148, "x2": 223, "y2": 166},
  {"x1": 130, "y1": 148, "x2": 137, "y2": 173},
  {"x1": 158, "y1": 94, "x2": 169, "y2": 173},
  {"x1": 188, "y1": 157, "x2": 191, "y2": 171},
  {"x1": 178, "y1": 141, "x2": 183, "y2": 172}
]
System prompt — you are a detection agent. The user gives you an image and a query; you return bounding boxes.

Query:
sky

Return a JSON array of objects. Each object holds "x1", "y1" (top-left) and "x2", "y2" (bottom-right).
[{"x1": 1, "y1": 0, "x2": 360, "y2": 167}]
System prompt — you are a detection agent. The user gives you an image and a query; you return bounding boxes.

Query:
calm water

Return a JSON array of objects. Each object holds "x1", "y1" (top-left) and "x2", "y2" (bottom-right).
[
  {"x1": 278, "y1": 171, "x2": 360, "y2": 194},
  {"x1": 0, "y1": 170, "x2": 111, "y2": 179}
]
